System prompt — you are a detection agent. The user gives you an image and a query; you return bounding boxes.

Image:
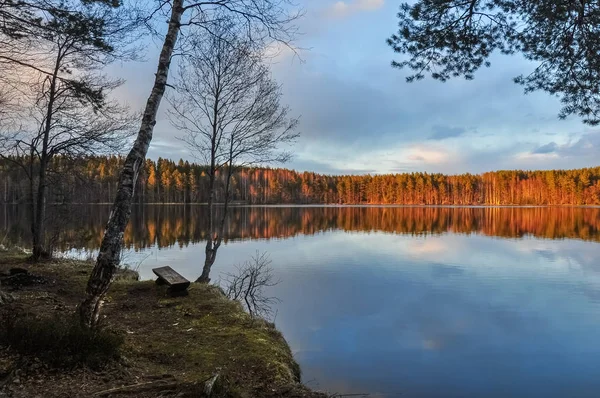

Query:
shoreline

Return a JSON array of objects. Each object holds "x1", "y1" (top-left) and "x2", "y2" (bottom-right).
[{"x1": 0, "y1": 251, "x2": 325, "y2": 398}]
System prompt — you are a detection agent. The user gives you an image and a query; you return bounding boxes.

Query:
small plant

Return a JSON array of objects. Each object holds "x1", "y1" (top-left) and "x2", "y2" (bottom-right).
[
  {"x1": 222, "y1": 251, "x2": 280, "y2": 320},
  {"x1": 0, "y1": 312, "x2": 123, "y2": 369}
]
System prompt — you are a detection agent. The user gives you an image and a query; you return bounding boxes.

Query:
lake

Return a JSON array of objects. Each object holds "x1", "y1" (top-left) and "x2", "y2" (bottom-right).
[{"x1": 3, "y1": 205, "x2": 600, "y2": 397}]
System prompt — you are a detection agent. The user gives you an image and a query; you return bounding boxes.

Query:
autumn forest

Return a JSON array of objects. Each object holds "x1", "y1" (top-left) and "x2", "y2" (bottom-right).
[{"x1": 2, "y1": 156, "x2": 600, "y2": 206}]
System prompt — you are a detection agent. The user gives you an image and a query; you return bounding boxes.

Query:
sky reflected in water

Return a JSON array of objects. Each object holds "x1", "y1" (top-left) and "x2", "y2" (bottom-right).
[
  {"x1": 118, "y1": 220, "x2": 600, "y2": 396},
  {"x1": 183, "y1": 233, "x2": 600, "y2": 397},
  {"x1": 4, "y1": 205, "x2": 600, "y2": 396}
]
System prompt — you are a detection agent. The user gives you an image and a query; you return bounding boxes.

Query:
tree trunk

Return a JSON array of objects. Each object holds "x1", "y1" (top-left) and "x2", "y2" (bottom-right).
[
  {"x1": 197, "y1": 118, "x2": 219, "y2": 284},
  {"x1": 79, "y1": 0, "x2": 184, "y2": 328},
  {"x1": 29, "y1": 149, "x2": 36, "y2": 258},
  {"x1": 197, "y1": 171, "x2": 217, "y2": 283},
  {"x1": 197, "y1": 162, "x2": 233, "y2": 284},
  {"x1": 198, "y1": 239, "x2": 217, "y2": 283},
  {"x1": 31, "y1": 52, "x2": 60, "y2": 262},
  {"x1": 32, "y1": 163, "x2": 48, "y2": 260}
]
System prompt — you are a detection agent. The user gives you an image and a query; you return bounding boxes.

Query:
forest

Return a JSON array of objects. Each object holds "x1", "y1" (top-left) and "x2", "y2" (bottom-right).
[{"x1": 1, "y1": 155, "x2": 600, "y2": 206}]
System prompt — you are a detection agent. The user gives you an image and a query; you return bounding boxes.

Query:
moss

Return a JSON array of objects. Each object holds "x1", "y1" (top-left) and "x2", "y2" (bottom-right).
[{"x1": 0, "y1": 252, "x2": 324, "y2": 397}]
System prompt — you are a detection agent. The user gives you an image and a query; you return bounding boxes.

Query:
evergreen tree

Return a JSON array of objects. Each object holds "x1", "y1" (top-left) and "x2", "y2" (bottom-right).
[
  {"x1": 388, "y1": 0, "x2": 600, "y2": 124},
  {"x1": 0, "y1": 0, "x2": 135, "y2": 260}
]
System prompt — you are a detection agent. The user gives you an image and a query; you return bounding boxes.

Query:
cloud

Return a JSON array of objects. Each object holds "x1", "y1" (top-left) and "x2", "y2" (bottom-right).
[
  {"x1": 289, "y1": 157, "x2": 377, "y2": 175},
  {"x1": 326, "y1": 0, "x2": 384, "y2": 18},
  {"x1": 429, "y1": 125, "x2": 467, "y2": 140},
  {"x1": 263, "y1": 42, "x2": 301, "y2": 64},
  {"x1": 147, "y1": 137, "x2": 189, "y2": 161},
  {"x1": 274, "y1": 67, "x2": 411, "y2": 145},
  {"x1": 269, "y1": 44, "x2": 591, "y2": 175},
  {"x1": 406, "y1": 146, "x2": 452, "y2": 164},
  {"x1": 558, "y1": 132, "x2": 600, "y2": 156},
  {"x1": 108, "y1": 0, "x2": 600, "y2": 176},
  {"x1": 528, "y1": 131, "x2": 600, "y2": 158},
  {"x1": 531, "y1": 142, "x2": 558, "y2": 154}
]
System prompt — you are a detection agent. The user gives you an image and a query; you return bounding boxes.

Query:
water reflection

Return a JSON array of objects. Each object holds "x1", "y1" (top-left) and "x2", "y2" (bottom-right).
[
  {"x1": 3, "y1": 205, "x2": 600, "y2": 397},
  {"x1": 3, "y1": 205, "x2": 600, "y2": 250},
  {"x1": 261, "y1": 234, "x2": 600, "y2": 397}
]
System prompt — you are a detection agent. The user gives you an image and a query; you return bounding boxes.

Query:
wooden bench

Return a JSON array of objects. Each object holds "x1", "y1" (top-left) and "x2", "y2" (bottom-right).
[{"x1": 152, "y1": 266, "x2": 190, "y2": 292}]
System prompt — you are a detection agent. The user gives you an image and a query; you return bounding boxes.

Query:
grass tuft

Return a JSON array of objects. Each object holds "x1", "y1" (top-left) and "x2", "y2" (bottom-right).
[{"x1": 0, "y1": 312, "x2": 123, "y2": 369}]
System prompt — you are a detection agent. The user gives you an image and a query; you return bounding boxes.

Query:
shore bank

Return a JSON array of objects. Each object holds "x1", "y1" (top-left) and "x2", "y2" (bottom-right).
[{"x1": 0, "y1": 251, "x2": 325, "y2": 397}]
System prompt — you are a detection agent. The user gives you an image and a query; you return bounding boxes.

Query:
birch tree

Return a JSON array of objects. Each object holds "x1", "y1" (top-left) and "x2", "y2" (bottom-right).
[
  {"x1": 168, "y1": 22, "x2": 298, "y2": 283},
  {"x1": 79, "y1": 0, "x2": 300, "y2": 328}
]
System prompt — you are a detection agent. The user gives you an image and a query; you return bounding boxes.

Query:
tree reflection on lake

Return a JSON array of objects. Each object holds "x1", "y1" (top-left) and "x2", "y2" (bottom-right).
[
  {"x1": 3, "y1": 205, "x2": 600, "y2": 251},
  {"x1": 3, "y1": 205, "x2": 600, "y2": 397}
]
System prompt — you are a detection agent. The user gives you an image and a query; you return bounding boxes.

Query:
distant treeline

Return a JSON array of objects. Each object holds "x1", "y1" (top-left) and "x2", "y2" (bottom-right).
[{"x1": 2, "y1": 155, "x2": 600, "y2": 205}]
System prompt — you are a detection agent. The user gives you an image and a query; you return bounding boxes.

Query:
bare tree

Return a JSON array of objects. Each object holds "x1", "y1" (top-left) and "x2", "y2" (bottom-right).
[
  {"x1": 222, "y1": 251, "x2": 280, "y2": 319},
  {"x1": 168, "y1": 21, "x2": 298, "y2": 283},
  {"x1": 0, "y1": 1, "x2": 137, "y2": 261},
  {"x1": 80, "y1": 0, "x2": 300, "y2": 328}
]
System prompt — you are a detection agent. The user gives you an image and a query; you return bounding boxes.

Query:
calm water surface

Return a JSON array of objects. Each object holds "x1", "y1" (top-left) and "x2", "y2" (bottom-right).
[{"x1": 3, "y1": 205, "x2": 600, "y2": 397}]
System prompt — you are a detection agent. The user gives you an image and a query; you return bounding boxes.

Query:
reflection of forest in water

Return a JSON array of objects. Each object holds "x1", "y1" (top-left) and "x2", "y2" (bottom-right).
[{"x1": 3, "y1": 205, "x2": 600, "y2": 251}]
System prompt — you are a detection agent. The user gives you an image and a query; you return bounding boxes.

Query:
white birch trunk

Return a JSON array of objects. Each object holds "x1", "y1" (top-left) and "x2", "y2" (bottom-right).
[{"x1": 79, "y1": 0, "x2": 185, "y2": 328}]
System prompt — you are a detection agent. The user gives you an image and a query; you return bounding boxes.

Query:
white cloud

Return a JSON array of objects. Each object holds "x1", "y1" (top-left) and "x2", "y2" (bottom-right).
[
  {"x1": 406, "y1": 146, "x2": 452, "y2": 164},
  {"x1": 326, "y1": 0, "x2": 385, "y2": 18},
  {"x1": 513, "y1": 151, "x2": 560, "y2": 163},
  {"x1": 263, "y1": 42, "x2": 302, "y2": 65},
  {"x1": 288, "y1": 141, "x2": 463, "y2": 175}
]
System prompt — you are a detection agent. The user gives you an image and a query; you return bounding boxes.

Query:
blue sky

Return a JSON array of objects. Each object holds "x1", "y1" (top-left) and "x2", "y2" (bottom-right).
[{"x1": 110, "y1": 0, "x2": 600, "y2": 175}]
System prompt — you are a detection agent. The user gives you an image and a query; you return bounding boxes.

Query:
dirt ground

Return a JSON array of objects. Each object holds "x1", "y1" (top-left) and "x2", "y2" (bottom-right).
[{"x1": 0, "y1": 252, "x2": 327, "y2": 398}]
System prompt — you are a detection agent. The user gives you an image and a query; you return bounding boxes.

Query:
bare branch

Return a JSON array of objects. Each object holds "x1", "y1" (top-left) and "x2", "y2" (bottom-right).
[{"x1": 222, "y1": 251, "x2": 280, "y2": 319}]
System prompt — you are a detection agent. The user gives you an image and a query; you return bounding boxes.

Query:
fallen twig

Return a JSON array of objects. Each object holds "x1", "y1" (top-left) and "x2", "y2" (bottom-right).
[{"x1": 93, "y1": 379, "x2": 178, "y2": 396}]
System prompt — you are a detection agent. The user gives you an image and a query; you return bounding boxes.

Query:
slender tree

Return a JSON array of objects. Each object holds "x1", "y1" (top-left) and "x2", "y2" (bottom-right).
[
  {"x1": 79, "y1": 0, "x2": 300, "y2": 328},
  {"x1": 0, "y1": 1, "x2": 136, "y2": 260},
  {"x1": 169, "y1": 21, "x2": 298, "y2": 283},
  {"x1": 388, "y1": 0, "x2": 600, "y2": 125}
]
